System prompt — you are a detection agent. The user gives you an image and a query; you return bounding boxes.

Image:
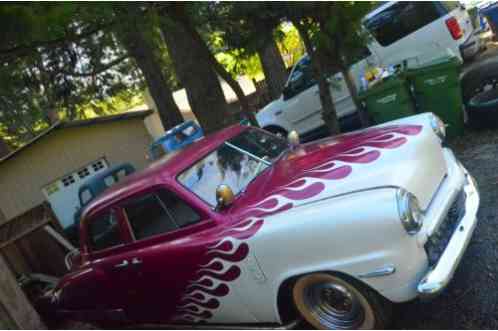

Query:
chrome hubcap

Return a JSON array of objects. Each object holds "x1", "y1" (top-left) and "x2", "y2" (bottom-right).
[{"x1": 304, "y1": 282, "x2": 365, "y2": 329}]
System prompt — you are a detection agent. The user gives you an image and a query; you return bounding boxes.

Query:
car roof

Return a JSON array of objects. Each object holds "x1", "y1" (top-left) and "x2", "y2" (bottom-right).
[{"x1": 81, "y1": 124, "x2": 248, "y2": 220}]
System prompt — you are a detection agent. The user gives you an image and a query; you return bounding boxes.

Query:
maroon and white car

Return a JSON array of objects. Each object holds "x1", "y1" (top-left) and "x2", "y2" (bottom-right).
[{"x1": 40, "y1": 113, "x2": 479, "y2": 329}]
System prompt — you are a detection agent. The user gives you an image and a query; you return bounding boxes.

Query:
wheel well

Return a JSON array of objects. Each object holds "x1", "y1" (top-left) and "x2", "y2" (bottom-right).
[{"x1": 276, "y1": 270, "x2": 391, "y2": 322}]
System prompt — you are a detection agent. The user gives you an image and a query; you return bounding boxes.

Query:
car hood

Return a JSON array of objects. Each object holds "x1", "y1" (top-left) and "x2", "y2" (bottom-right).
[{"x1": 234, "y1": 114, "x2": 446, "y2": 216}]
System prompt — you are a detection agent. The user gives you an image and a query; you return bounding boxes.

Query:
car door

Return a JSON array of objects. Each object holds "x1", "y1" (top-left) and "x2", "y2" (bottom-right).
[
  {"x1": 117, "y1": 187, "x2": 254, "y2": 324},
  {"x1": 282, "y1": 56, "x2": 324, "y2": 134},
  {"x1": 81, "y1": 207, "x2": 140, "y2": 321}
]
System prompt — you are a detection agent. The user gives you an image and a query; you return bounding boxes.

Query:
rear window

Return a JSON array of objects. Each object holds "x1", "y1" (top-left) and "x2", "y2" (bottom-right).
[{"x1": 365, "y1": 2, "x2": 443, "y2": 46}]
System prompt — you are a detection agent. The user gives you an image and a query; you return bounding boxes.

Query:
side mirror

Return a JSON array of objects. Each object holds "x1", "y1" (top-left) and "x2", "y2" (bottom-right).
[
  {"x1": 287, "y1": 130, "x2": 300, "y2": 148},
  {"x1": 215, "y1": 184, "x2": 235, "y2": 210}
]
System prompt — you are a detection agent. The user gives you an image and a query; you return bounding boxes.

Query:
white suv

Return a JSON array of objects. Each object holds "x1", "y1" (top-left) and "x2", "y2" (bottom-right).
[{"x1": 257, "y1": 1, "x2": 479, "y2": 139}]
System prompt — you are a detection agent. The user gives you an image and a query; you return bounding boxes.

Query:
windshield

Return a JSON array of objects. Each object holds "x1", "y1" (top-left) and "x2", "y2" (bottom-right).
[{"x1": 177, "y1": 128, "x2": 288, "y2": 206}]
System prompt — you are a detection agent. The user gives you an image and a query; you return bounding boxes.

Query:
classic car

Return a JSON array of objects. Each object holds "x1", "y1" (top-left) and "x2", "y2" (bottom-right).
[{"x1": 39, "y1": 113, "x2": 479, "y2": 329}]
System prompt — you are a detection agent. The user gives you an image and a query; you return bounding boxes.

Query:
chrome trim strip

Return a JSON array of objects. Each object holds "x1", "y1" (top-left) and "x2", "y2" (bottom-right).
[
  {"x1": 224, "y1": 142, "x2": 272, "y2": 166},
  {"x1": 295, "y1": 185, "x2": 403, "y2": 210},
  {"x1": 357, "y1": 265, "x2": 396, "y2": 279},
  {"x1": 131, "y1": 318, "x2": 302, "y2": 330}
]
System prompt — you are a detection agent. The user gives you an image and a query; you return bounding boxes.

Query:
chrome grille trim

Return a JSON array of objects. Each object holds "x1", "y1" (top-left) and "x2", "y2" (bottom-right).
[{"x1": 424, "y1": 189, "x2": 467, "y2": 266}]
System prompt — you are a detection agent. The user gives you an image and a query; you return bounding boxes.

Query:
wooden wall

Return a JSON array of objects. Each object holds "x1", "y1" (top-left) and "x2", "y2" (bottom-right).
[{"x1": 0, "y1": 204, "x2": 68, "y2": 278}]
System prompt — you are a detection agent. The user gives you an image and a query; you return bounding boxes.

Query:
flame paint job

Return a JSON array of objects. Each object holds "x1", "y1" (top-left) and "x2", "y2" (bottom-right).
[{"x1": 51, "y1": 122, "x2": 424, "y2": 325}]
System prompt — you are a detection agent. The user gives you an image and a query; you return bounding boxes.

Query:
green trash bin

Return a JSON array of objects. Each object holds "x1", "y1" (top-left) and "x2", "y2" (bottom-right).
[
  {"x1": 359, "y1": 75, "x2": 416, "y2": 124},
  {"x1": 407, "y1": 56, "x2": 464, "y2": 137}
]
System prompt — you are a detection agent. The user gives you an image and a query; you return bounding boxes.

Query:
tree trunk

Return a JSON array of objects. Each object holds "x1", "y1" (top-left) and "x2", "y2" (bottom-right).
[
  {"x1": 160, "y1": 11, "x2": 229, "y2": 134},
  {"x1": 178, "y1": 21, "x2": 259, "y2": 127},
  {"x1": 0, "y1": 137, "x2": 10, "y2": 158},
  {"x1": 120, "y1": 23, "x2": 183, "y2": 131},
  {"x1": 293, "y1": 20, "x2": 340, "y2": 135},
  {"x1": 257, "y1": 38, "x2": 288, "y2": 101},
  {"x1": 340, "y1": 67, "x2": 370, "y2": 127}
]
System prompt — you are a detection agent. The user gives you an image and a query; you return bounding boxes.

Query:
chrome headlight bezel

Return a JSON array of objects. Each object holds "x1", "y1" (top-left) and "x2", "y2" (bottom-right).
[
  {"x1": 396, "y1": 189, "x2": 424, "y2": 235},
  {"x1": 430, "y1": 114, "x2": 446, "y2": 141}
]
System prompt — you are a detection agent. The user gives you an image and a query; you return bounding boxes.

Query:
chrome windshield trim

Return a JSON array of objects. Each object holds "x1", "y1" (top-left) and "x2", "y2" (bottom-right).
[{"x1": 224, "y1": 141, "x2": 272, "y2": 166}]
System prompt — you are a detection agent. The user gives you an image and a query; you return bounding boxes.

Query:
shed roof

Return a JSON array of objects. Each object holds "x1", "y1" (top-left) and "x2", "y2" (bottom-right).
[{"x1": 0, "y1": 109, "x2": 153, "y2": 165}]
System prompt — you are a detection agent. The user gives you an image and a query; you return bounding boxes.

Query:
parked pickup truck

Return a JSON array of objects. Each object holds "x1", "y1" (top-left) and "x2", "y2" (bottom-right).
[
  {"x1": 257, "y1": 1, "x2": 479, "y2": 140},
  {"x1": 38, "y1": 113, "x2": 479, "y2": 329}
]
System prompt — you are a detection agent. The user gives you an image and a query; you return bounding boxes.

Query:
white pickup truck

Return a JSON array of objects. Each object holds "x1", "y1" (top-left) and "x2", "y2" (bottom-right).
[{"x1": 256, "y1": 1, "x2": 479, "y2": 140}]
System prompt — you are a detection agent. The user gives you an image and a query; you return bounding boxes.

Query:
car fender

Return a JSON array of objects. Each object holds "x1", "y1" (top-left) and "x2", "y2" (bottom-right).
[
  {"x1": 239, "y1": 188, "x2": 427, "y2": 323},
  {"x1": 256, "y1": 98, "x2": 293, "y2": 133}
]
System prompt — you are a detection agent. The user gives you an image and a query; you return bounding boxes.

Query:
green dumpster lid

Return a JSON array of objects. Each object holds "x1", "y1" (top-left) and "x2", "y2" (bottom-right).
[
  {"x1": 407, "y1": 55, "x2": 461, "y2": 73},
  {"x1": 358, "y1": 75, "x2": 408, "y2": 99}
]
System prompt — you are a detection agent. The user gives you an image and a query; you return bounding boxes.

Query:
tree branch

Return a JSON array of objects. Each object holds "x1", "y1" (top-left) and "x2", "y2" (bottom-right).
[
  {"x1": 59, "y1": 55, "x2": 129, "y2": 77},
  {"x1": 0, "y1": 21, "x2": 115, "y2": 61}
]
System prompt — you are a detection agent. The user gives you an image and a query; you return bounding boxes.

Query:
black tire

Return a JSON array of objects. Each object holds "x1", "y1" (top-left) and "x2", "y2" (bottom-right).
[
  {"x1": 292, "y1": 273, "x2": 392, "y2": 330},
  {"x1": 263, "y1": 126, "x2": 288, "y2": 138},
  {"x1": 461, "y1": 61, "x2": 498, "y2": 128}
]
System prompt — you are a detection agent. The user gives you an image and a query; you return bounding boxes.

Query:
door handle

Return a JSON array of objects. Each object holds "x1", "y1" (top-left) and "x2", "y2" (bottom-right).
[
  {"x1": 114, "y1": 260, "x2": 129, "y2": 269},
  {"x1": 131, "y1": 257, "x2": 142, "y2": 265}
]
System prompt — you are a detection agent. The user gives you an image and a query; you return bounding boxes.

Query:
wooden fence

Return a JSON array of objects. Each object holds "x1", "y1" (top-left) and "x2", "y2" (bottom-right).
[
  {"x1": 0, "y1": 203, "x2": 67, "y2": 278},
  {"x1": 0, "y1": 203, "x2": 69, "y2": 329}
]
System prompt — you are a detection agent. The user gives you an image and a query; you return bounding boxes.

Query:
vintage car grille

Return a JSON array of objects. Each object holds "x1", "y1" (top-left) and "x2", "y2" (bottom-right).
[{"x1": 425, "y1": 189, "x2": 467, "y2": 266}]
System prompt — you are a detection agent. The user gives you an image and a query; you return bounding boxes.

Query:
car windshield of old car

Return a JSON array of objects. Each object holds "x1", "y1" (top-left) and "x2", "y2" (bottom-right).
[{"x1": 178, "y1": 128, "x2": 288, "y2": 206}]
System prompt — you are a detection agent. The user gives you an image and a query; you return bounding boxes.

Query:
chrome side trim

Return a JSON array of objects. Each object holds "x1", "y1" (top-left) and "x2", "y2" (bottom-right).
[
  {"x1": 130, "y1": 318, "x2": 302, "y2": 330},
  {"x1": 357, "y1": 265, "x2": 396, "y2": 279}
]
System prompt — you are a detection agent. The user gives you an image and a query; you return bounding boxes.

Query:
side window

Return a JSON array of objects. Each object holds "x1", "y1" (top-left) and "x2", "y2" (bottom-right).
[
  {"x1": 364, "y1": 2, "x2": 442, "y2": 47},
  {"x1": 124, "y1": 193, "x2": 178, "y2": 240},
  {"x1": 284, "y1": 57, "x2": 316, "y2": 99},
  {"x1": 157, "y1": 190, "x2": 201, "y2": 228},
  {"x1": 88, "y1": 210, "x2": 122, "y2": 252}
]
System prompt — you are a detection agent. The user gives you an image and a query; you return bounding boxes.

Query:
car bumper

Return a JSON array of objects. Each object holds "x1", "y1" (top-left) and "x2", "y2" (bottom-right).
[{"x1": 417, "y1": 162, "x2": 479, "y2": 299}]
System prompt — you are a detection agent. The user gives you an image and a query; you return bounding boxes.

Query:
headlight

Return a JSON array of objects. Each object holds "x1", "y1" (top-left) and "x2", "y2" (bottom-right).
[
  {"x1": 396, "y1": 189, "x2": 424, "y2": 235},
  {"x1": 430, "y1": 114, "x2": 446, "y2": 141}
]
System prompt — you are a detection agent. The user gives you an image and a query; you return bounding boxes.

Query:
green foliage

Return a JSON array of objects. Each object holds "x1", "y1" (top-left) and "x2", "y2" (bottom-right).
[
  {"x1": 0, "y1": 3, "x2": 148, "y2": 145},
  {"x1": 213, "y1": 22, "x2": 303, "y2": 81},
  {"x1": 1, "y1": 2, "x2": 374, "y2": 146},
  {"x1": 277, "y1": 23, "x2": 306, "y2": 68}
]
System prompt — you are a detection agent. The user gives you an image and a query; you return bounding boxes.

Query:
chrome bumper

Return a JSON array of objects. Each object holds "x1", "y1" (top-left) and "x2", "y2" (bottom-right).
[{"x1": 417, "y1": 167, "x2": 479, "y2": 299}]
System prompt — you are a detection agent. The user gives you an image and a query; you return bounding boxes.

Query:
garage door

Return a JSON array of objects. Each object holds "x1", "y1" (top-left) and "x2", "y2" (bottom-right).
[{"x1": 42, "y1": 158, "x2": 108, "y2": 229}]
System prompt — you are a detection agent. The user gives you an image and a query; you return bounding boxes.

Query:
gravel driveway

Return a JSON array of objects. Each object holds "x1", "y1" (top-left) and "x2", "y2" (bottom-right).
[{"x1": 392, "y1": 128, "x2": 498, "y2": 329}]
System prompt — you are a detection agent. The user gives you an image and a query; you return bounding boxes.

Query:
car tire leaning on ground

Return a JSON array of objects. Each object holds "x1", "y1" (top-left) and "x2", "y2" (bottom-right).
[
  {"x1": 461, "y1": 61, "x2": 498, "y2": 128},
  {"x1": 264, "y1": 126, "x2": 288, "y2": 139},
  {"x1": 292, "y1": 273, "x2": 392, "y2": 330}
]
